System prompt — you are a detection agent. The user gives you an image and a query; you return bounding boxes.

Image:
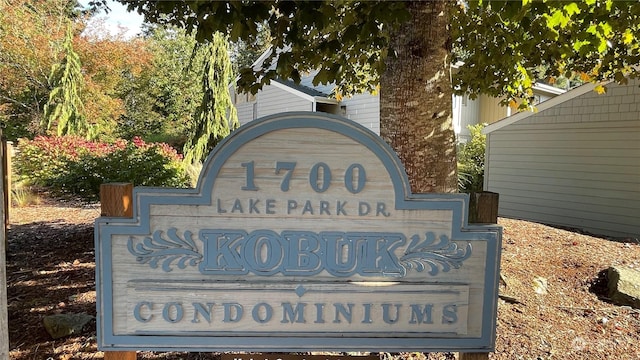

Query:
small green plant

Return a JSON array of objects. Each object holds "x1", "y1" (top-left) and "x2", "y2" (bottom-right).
[
  {"x1": 11, "y1": 186, "x2": 42, "y2": 207},
  {"x1": 185, "y1": 162, "x2": 203, "y2": 188},
  {"x1": 457, "y1": 123, "x2": 486, "y2": 193}
]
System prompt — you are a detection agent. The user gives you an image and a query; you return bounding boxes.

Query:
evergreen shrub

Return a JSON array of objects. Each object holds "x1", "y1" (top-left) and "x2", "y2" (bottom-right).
[
  {"x1": 15, "y1": 136, "x2": 189, "y2": 201},
  {"x1": 457, "y1": 123, "x2": 486, "y2": 193}
]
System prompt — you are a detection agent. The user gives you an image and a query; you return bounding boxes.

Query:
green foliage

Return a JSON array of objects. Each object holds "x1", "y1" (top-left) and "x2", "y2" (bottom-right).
[
  {"x1": 117, "y1": 25, "x2": 203, "y2": 147},
  {"x1": 230, "y1": 22, "x2": 272, "y2": 72},
  {"x1": 452, "y1": 1, "x2": 640, "y2": 109},
  {"x1": 0, "y1": 0, "x2": 74, "y2": 141},
  {"x1": 113, "y1": 1, "x2": 640, "y2": 105},
  {"x1": 60, "y1": 143, "x2": 188, "y2": 200},
  {"x1": 14, "y1": 136, "x2": 92, "y2": 189},
  {"x1": 183, "y1": 33, "x2": 239, "y2": 165},
  {"x1": 113, "y1": 1, "x2": 410, "y2": 97},
  {"x1": 15, "y1": 136, "x2": 189, "y2": 201},
  {"x1": 11, "y1": 185, "x2": 42, "y2": 207},
  {"x1": 457, "y1": 124, "x2": 486, "y2": 193},
  {"x1": 185, "y1": 162, "x2": 203, "y2": 188},
  {"x1": 42, "y1": 23, "x2": 90, "y2": 137}
]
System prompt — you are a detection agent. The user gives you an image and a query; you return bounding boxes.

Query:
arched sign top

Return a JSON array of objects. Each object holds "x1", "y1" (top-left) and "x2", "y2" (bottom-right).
[
  {"x1": 131, "y1": 112, "x2": 470, "y2": 229},
  {"x1": 199, "y1": 112, "x2": 413, "y2": 205},
  {"x1": 95, "y1": 112, "x2": 501, "y2": 353}
]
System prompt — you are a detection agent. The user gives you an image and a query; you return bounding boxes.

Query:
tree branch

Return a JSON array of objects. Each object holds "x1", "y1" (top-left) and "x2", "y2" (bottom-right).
[{"x1": 0, "y1": 94, "x2": 32, "y2": 109}]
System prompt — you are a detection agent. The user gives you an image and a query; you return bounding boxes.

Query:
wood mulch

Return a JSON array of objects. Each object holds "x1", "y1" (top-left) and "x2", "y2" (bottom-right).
[{"x1": 5, "y1": 198, "x2": 640, "y2": 359}]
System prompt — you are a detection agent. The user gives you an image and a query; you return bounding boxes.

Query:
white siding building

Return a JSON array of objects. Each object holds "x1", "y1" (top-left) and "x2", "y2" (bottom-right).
[
  {"x1": 483, "y1": 80, "x2": 640, "y2": 239},
  {"x1": 232, "y1": 79, "x2": 378, "y2": 133},
  {"x1": 454, "y1": 84, "x2": 565, "y2": 143},
  {"x1": 233, "y1": 50, "x2": 565, "y2": 141},
  {"x1": 233, "y1": 76, "x2": 562, "y2": 141}
]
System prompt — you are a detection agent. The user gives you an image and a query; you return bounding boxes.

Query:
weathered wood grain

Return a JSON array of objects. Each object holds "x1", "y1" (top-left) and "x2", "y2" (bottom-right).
[
  {"x1": 1, "y1": 138, "x2": 9, "y2": 360},
  {"x1": 460, "y1": 190, "x2": 500, "y2": 360},
  {"x1": 100, "y1": 183, "x2": 133, "y2": 217},
  {"x1": 96, "y1": 113, "x2": 501, "y2": 352},
  {"x1": 104, "y1": 351, "x2": 137, "y2": 360},
  {"x1": 101, "y1": 184, "x2": 136, "y2": 360}
]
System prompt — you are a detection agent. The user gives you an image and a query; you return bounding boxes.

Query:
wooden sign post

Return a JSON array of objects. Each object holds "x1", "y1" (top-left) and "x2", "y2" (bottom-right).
[
  {"x1": 1, "y1": 137, "x2": 8, "y2": 360},
  {"x1": 95, "y1": 112, "x2": 501, "y2": 355},
  {"x1": 100, "y1": 183, "x2": 136, "y2": 360}
]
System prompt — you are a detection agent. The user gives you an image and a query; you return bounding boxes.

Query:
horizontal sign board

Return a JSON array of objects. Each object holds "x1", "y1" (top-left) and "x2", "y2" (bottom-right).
[
  {"x1": 95, "y1": 112, "x2": 501, "y2": 352},
  {"x1": 127, "y1": 282, "x2": 469, "y2": 335}
]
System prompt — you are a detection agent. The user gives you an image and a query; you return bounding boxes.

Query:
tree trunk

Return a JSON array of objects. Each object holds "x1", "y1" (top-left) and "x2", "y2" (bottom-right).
[{"x1": 380, "y1": 1, "x2": 457, "y2": 194}]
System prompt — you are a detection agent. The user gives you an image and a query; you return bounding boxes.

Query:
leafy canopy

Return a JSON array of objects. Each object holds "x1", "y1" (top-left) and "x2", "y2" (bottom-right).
[
  {"x1": 117, "y1": 25, "x2": 203, "y2": 146},
  {"x1": 109, "y1": 1, "x2": 640, "y2": 107},
  {"x1": 76, "y1": 19, "x2": 152, "y2": 141},
  {"x1": 453, "y1": 0, "x2": 640, "y2": 108},
  {"x1": 105, "y1": 1, "x2": 410, "y2": 96},
  {"x1": 0, "y1": 0, "x2": 153, "y2": 141},
  {"x1": 0, "y1": 0, "x2": 72, "y2": 138}
]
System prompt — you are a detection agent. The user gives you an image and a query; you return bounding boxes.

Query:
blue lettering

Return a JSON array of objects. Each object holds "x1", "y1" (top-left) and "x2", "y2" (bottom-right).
[
  {"x1": 382, "y1": 303, "x2": 401, "y2": 324},
  {"x1": 199, "y1": 230, "x2": 247, "y2": 274},
  {"x1": 287, "y1": 200, "x2": 298, "y2": 214},
  {"x1": 362, "y1": 303, "x2": 373, "y2": 323},
  {"x1": 196, "y1": 229, "x2": 430, "y2": 277},
  {"x1": 252, "y1": 302, "x2": 273, "y2": 323},
  {"x1": 302, "y1": 200, "x2": 314, "y2": 215},
  {"x1": 162, "y1": 302, "x2": 184, "y2": 323},
  {"x1": 442, "y1": 304, "x2": 458, "y2": 324},
  {"x1": 281, "y1": 302, "x2": 306, "y2": 323},
  {"x1": 266, "y1": 199, "x2": 276, "y2": 214},
  {"x1": 216, "y1": 198, "x2": 227, "y2": 213},
  {"x1": 314, "y1": 303, "x2": 325, "y2": 323},
  {"x1": 323, "y1": 232, "x2": 357, "y2": 276},
  {"x1": 333, "y1": 303, "x2": 354, "y2": 323},
  {"x1": 358, "y1": 202, "x2": 371, "y2": 216},
  {"x1": 242, "y1": 230, "x2": 283, "y2": 275},
  {"x1": 282, "y1": 231, "x2": 322, "y2": 275},
  {"x1": 376, "y1": 202, "x2": 391, "y2": 217},
  {"x1": 223, "y1": 303, "x2": 243, "y2": 322},
  {"x1": 360, "y1": 233, "x2": 405, "y2": 276},
  {"x1": 320, "y1": 200, "x2": 330, "y2": 215},
  {"x1": 231, "y1": 199, "x2": 244, "y2": 213},
  {"x1": 192, "y1": 302, "x2": 215, "y2": 323},
  {"x1": 409, "y1": 304, "x2": 434, "y2": 324},
  {"x1": 133, "y1": 301, "x2": 153, "y2": 323},
  {"x1": 249, "y1": 199, "x2": 260, "y2": 214},
  {"x1": 336, "y1": 201, "x2": 347, "y2": 215}
]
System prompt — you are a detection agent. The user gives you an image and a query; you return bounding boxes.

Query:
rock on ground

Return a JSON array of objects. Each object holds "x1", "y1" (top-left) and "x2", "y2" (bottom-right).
[
  {"x1": 608, "y1": 266, "x2": 640, "y2": 309},
  {"x1": 43, "y1": 313, "x2": 94, "y2": 339}
]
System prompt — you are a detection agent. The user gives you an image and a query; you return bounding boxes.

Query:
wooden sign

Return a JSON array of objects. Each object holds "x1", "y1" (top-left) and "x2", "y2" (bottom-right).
[{"x1": 95, "y1": 112, "x2": 501, "y2": 352}]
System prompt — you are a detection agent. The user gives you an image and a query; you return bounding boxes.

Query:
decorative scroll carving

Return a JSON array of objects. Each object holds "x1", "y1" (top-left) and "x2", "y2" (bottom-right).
[
  {"x1": 127, "y1": 228, "x2": 203, "y2": 272},
  {"x1": 127, "y1": 228, "x2": 472, "y2": 276},
  {"x1": 399, "y1": 232, "x2": 472, "y2": 276}
]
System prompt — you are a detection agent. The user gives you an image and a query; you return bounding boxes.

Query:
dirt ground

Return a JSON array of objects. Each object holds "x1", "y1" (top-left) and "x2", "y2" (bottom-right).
[{"x1": 5, "y1": 199, "x2": 640, "y2": 359}]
